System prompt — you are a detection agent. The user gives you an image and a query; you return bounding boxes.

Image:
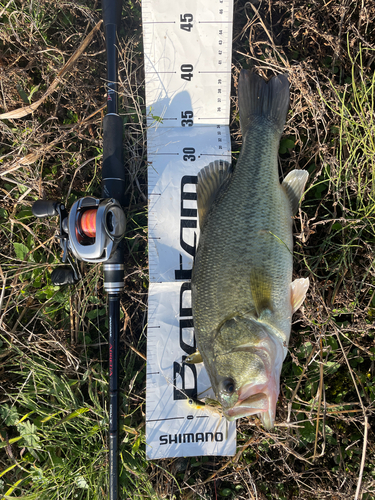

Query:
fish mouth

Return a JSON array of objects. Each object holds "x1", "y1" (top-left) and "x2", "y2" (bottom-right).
[
  {"x1": 225, "y1": 392, "x2": 269, "y2": 419},
  {"x1": 224, "y1": 374, "x2": 280, "y2": 429}
]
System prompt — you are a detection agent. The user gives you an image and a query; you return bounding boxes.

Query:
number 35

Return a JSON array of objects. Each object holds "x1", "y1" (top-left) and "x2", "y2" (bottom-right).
[{"x1": 181, "y1": 110, "x2": 193, "y2": 127}]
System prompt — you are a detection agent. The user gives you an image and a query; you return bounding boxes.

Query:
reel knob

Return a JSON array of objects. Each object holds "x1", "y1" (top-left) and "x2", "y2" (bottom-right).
[
  {"x1": 32, "y1": 200, "x2": 60, "y2": 218},
  {"x1": 51, "y1": 267, "x2": 77, "y2": 286}
]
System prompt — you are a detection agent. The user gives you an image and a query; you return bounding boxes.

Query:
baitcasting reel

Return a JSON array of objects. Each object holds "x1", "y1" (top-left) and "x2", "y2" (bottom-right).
[{"x1": 32, "y1": 197, "x2": 126, "y2": 286}]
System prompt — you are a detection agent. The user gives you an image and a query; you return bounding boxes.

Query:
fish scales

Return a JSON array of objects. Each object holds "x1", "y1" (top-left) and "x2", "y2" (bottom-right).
[
  {"x1": 193, "y1": 124, "x2": 293, "y2": 343},
  {"x1": 191, "y1": 70, "x2": 309, "y2": 429}
]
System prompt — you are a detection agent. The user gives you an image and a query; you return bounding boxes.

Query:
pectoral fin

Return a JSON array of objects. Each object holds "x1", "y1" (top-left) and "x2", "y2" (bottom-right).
[
  {"x1": 291, "y1": 278, "x2": 310, "y2": 313},
  {"x1": 282, "y1": 170, "x2": 309, "y2": 216},
  {"x1": 249, "y1": 268, "x2": 273, "y2": 317},
  {"x1": 197, "y1": 160, "x2": 232, "y2": 227}
]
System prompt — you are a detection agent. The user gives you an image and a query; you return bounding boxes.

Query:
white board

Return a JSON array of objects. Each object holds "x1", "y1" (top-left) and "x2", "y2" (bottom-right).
[{"x1": 143, "y1": 0, "x2": 236, "y2": 460}]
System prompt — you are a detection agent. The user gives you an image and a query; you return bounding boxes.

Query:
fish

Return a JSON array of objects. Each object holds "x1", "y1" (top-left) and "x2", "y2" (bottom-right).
[{"x1": 190, "y1": 69, "x2": 310, "y2": 429}]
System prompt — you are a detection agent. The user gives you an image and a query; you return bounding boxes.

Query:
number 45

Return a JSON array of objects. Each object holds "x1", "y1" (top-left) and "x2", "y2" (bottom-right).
[{"x1": 180, "y1": 13, "x2": 193, "y2": 32}]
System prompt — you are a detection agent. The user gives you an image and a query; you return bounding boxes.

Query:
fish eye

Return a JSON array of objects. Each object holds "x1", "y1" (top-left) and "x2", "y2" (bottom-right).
[{"x1": 221, "y1": 377, "x2": 235, "y2": 395}]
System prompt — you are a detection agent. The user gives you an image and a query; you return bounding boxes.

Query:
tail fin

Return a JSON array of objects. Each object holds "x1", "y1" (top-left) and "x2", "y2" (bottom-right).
[{"x1": 238, "y1": 70, "x2": 290, "y2": 137}]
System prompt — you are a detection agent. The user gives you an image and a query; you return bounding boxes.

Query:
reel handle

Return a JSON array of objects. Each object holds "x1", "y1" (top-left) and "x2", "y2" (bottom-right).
[{"x1": 32, "y1": 200, "x2": 60, "y2": 218}]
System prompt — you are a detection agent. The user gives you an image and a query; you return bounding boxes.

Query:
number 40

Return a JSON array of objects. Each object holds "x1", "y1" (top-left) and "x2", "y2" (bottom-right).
[{"x1": 181, "y1": 64, "x2": 193, "y2": 81}]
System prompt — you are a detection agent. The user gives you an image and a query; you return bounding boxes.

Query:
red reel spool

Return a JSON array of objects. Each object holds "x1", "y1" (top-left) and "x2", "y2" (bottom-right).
[{"x1": 80, "y1": 209, "x2": 97, "y2": 238}]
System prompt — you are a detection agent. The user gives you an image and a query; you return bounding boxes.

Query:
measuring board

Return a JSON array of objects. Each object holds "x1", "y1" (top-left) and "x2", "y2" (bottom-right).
[{"x1": 143, "y1": 0, "x2": 236, "y2": 460}]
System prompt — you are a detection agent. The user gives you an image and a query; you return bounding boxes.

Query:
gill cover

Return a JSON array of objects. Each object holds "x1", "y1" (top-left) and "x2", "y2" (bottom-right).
[{"x1": 204, "y1": 315, "x2": 285, "y2": 429}]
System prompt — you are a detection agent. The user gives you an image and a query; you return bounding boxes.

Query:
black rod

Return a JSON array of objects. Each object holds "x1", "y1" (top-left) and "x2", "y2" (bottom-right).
[
  {"x1": 108, "y1": 294, "x2": 120, "y2": 500},
  {"x1": 102, "y1": 0, "x2": 125, "y2": 204},
  {"x1": 101, "y1": 1, "x2": 124, "y2": 499}
]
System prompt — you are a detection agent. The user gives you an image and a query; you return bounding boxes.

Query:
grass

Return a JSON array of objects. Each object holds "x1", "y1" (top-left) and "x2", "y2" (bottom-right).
[
  {"x1": 0, "y1": 0, "x2": 375, "y2": 499},
  {"x1": 0, "y1": 340, "x2": 153, "y2": 499}
]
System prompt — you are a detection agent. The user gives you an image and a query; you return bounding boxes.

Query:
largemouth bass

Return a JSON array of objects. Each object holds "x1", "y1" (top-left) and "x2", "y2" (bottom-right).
[{"x1": 191, "y1": 70, "x2": 309, "y2": 429}]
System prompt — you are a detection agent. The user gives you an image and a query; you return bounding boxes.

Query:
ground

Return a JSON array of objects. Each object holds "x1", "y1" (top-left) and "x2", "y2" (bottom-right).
[{"x1": 0, "y1": 0, "x2": 374, "y2": 499}]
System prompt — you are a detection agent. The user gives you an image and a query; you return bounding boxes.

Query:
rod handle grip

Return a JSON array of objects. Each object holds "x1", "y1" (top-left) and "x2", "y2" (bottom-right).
[
  {"x1": 102, "y1": 114, "x2": 125, "y2": 204},
  {"x1": 102, "y1": 0, "x2": 122, "y2": 29},
  {"x1": 32, "y1": 200, "x2": 59, "y2": 218}
]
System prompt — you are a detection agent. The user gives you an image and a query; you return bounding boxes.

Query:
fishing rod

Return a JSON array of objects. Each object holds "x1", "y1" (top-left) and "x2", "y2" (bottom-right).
[{"x1": 32, "y1": 1, "x2": 125, "y2": 498}]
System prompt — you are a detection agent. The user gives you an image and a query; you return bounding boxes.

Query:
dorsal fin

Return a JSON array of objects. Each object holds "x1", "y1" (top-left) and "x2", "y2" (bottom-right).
[
  {"x1": 197, "y1": 160, "x2": 232, "y2": 227},
  {"x1": 282, "y1": 170, "x2": 309, "y2": 216}
]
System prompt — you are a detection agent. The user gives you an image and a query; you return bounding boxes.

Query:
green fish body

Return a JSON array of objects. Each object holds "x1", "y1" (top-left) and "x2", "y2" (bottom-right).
[{"x1": 191, "y1": 70, "x2": 309, "y2": 429}]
